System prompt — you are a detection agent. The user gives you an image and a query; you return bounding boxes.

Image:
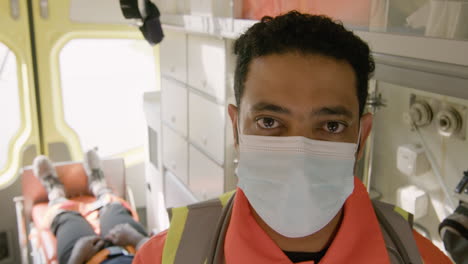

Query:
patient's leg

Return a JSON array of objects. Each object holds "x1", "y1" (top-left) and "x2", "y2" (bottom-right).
[
  {"x1": 33, "y1": 155, "x2": 96, "y2": 263},
  {"x1": 99, "y1": 202, "x2": 148, "y2": 239},
  {"x1": 83, "y1": 149, "x2": 148, "y2": 239},
  {"x1": 50, "y1": 211, "x2": 96, "y2": 264},
  {"x1": 83, "y1": 148, "x2": 112, "y2": 199},
  {"x1": 32, "y1": 155, "x2": 66, "y2": 205}
]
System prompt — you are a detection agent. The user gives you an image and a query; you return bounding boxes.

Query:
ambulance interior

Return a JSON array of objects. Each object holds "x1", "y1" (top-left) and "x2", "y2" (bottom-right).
[{"x1": 0, "y1": 0, "x2": 467, "y2": 263}]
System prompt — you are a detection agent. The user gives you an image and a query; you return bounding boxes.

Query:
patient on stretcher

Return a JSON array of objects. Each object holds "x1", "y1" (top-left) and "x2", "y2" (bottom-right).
[{"x1": 32, "y1": 149, "x2": 150, "y2": 264}]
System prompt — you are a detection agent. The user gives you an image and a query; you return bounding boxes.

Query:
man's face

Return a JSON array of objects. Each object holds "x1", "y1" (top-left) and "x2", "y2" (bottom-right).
[{"x1": 229, "y1": 52, "x2": 372, "y2": 158}]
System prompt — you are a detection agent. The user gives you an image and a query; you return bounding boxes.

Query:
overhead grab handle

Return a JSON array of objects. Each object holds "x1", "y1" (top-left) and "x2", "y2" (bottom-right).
[{"x1": 119, "y1": 0, "x2": 164, "y2": 46}]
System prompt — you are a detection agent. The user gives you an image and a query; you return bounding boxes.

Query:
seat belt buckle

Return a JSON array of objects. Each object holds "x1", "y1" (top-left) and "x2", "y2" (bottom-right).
[{"x1": 107, "y1": 246, "x2": 131, "y2": 257}]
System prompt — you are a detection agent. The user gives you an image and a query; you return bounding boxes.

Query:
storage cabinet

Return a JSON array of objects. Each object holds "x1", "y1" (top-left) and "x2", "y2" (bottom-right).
[{"x1": 159, "y1": 28, "x2": 236, "y2": 204}]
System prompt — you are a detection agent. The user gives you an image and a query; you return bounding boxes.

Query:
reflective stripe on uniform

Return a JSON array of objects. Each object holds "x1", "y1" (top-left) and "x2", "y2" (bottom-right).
[
  {"x1": 162, "y1": 206, "x2": 189, "y2": 263},
  {"x1": 394, "y1": 206, "x2": 411, "y2": 222},
  {"x1": 219, "y1": 190, "x2": 236, "y2": 207}
]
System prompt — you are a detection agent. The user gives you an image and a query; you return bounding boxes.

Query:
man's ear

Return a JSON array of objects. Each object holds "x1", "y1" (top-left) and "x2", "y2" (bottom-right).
[
  {"x1": 228, "y1": 104, "x2": 239, "y2": 148},
  {"x1": 357, "y1": 113, "x2": 373, "y2": 160}
]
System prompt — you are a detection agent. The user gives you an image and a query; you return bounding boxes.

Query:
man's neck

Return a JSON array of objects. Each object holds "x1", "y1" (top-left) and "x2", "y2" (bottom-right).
[{"x1": 251, "y1": 208, "x2": 344, "y2": 253}]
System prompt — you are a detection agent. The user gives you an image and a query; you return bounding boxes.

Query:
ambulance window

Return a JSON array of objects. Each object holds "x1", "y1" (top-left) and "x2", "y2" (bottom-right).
[
  {"x1": 59, "y1": 39, "x2": 158, "y2": 157},
  {"x1": 0, "y1": 43, "x2": 20, "y2": 170}
]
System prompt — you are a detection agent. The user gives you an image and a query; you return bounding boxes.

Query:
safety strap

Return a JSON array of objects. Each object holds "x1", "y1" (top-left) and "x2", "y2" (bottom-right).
[
  {"x1": 164, "y1": 192, "x2": 422, "y2": 264},
  {"x1": 86, "y1": 246, "x2": 135, "y2": 264}
]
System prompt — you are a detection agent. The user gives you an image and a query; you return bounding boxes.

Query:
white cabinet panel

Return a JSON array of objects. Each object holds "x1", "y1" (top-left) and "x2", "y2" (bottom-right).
[
  {"x1": 189, "y1": 145, "x2": 224, "y2": 200},
  {"x1": 189, "y1": 0, "x2": 230, "y2": 17},
  {"x1": 189, "y1": 92, "x2": 225, "y2": 163},
  {"x1": 160, "y1": 31, "x2": 187, "y2": 82},
  {"x1": 162, "y1": 125, "x2": 188, "y2": 185},
  {"x1": 188, "y1": 35, "x2": 226, "y2": 101},
  {"x1": 164, "y1": 170, "x2": 198, "y2": 209},
  {"x1": 162, "y1": 78, "x2": 187, "y2": 136},
  {"x1": 152, "y1": 0, "x2": 178, "y2": 14}
]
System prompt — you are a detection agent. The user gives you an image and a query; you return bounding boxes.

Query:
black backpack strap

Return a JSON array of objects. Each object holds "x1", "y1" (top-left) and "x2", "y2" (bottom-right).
[
  {"x1": 372, "y1": 200, "x2": 423, "y2": 264},
  {"x1": 206, "y1": 193, "x2": 236, "y2": 264},
  {"x1": 163, "y1": 191, "x2": 235, "y2": 264}
]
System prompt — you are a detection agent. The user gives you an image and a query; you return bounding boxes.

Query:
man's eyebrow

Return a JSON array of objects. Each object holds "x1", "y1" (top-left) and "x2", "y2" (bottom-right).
[
  {"x1": 251, "y1": 102, "x2": 291, "y2": 114},
  {"x1": 312, "y1": 106, "x2": 354, "y2": 118}
]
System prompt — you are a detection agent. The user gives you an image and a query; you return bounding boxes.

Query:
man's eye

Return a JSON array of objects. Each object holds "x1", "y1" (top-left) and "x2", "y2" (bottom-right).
[
  {"x1": 256, "y1": 117, "x2": 281, "y2": 129},
  {"x1": 324, "y1": 121, "x2": 346, "y2": 134}
]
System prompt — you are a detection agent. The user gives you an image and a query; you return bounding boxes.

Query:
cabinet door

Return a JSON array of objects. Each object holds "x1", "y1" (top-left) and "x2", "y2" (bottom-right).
[
  {"x1": 189, "y1": 145, "x2": 224, "y2": 201},
  {"x1": 162, "y1": 78, "x2": 188, "y2": 136},
  {"x1": 189, "y1": 92, "x2": 225, "y2": 164},
  {"x1": 160, "y1": 30, "x2": 187, "y2": 82},
  {"x1": 162, "y1": 125, "x2": 189, "y2": 185},
  {"x1": 188, "y1": 35, "x2": 226, "y2": 101}
]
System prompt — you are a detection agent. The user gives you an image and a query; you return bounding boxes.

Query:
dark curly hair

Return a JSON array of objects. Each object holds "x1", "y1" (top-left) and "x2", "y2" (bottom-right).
[{"x1": 234, "y1": 11, "x2": 375, "y2": 116}]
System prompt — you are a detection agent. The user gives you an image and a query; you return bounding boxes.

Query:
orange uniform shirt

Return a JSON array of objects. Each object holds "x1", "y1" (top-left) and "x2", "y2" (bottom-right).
[{"x1": 135, "y1": 178, "x2": 452, "y2": 263}]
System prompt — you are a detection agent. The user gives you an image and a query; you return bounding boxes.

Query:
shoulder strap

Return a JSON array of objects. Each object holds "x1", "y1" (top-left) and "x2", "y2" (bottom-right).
[
  {"x1": 163, "y1": 191, "x2": 236, "y2": 264},
  {"x1": 164, "y1": 194, "x2": 422, "y2": 264},
  {"x1": 372, "y1": 200, "x2": 423, "y2": 264}
]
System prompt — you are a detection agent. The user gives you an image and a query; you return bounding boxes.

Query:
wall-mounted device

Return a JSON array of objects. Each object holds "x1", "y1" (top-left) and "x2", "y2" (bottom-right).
[
  {"x1": 408, "y1": 94, "x2": 466, "y2": 140},
  {"x1": 397, "y1": 185, "x2": 429, "y2": 220},
  {"x1": 439, "y1": 171, "x2": 468, "y2": 263},
  {"x1": 397, "y1": 144, "x2": 431, "y2": 177}
]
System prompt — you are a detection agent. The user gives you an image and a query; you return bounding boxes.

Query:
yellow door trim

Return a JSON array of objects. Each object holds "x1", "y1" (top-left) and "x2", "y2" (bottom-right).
[{"x1": 0, "y1": 0, "x2": 40, "y2": 188}]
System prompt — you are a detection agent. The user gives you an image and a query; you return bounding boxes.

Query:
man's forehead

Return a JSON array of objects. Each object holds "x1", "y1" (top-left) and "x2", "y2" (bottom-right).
[
  {"x1": 241, "y1": 53, "x2": 359, "y2": 115},
  {"x1": 247, "y1": 52, "x2": 354, "y2": 77},
  {"x1": 246, "y1": 100, "x2": 355, "y2": 120}
]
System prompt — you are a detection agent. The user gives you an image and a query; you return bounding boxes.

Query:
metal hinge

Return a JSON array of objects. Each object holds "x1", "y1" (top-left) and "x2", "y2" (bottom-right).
[{"x1": 40, "y1": 0, "x2": 49, "y2": 19}]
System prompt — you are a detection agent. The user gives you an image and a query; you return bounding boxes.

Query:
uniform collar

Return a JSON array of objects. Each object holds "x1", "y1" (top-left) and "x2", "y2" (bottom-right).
[{"x1": 224, "y1": 177, "x2": 390, "y2": 264}]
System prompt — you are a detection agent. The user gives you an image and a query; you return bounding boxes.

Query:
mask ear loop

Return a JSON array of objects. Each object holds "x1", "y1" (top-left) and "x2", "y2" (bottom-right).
[
  {"x1": 236, "y1": 117, "x2": 242, "y2": 145},
  {"x1": 355, "y1": 122, "x2": 362, "y2": 154},
  {"x1": 353, "y1": 122, "x2": 363, "y2": 174}
]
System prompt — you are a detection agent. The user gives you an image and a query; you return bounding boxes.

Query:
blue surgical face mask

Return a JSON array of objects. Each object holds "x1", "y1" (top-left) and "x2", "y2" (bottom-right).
[{"x1": 236, "y1": 132, "x2": 360, "y2": 238}]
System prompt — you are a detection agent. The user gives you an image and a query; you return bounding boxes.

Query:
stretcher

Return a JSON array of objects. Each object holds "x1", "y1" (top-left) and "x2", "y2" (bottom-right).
[{"x1": 13, "y1": 158, "x2": 137, "y2": 264}]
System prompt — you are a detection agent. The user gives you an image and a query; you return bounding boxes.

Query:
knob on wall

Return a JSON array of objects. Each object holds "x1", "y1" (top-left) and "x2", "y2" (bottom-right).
[
  {"x1": 408, "y1": 94, "x2": 466, "y2": 140},
  {"x1": 409, "y1": 101, "x2": 433, "y2": 127},
  {"x1": 436, "y1": 107, "x2": 463, "y2": 138}
]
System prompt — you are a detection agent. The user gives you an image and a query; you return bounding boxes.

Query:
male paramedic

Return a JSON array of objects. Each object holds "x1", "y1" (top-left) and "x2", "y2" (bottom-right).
[{"x1": 135, "y1": 11, "x2": 452, "y2": 263}]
